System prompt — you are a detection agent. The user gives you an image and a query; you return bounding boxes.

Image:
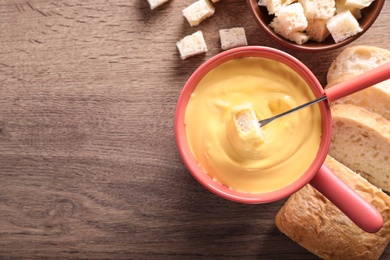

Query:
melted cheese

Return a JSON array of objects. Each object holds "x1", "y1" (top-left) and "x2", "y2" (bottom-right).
[{"x1": 184, "y1": 57, "x2": 322, "y2": 194}]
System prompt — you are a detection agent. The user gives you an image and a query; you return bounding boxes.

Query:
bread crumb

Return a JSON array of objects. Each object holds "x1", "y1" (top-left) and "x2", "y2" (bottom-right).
[
  {"x1": 176, "y1": 31, "x2": 208, "y2": 60},
  {"x1": 219, "y1": 27, "x2": 248, "y2": 50}
]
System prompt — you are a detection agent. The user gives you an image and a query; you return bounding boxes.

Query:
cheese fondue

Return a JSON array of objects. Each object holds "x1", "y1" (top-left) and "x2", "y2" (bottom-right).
[{"x1": 184, "y1": 57, "x2": 322, "y2": 194}]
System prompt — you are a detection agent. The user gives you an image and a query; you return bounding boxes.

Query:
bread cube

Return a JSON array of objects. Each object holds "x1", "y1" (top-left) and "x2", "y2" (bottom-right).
[
  {"x1": 335, "y1": 0, "x2": 362, "y2": 19},
  {"x1": 326, "y1": 10, "x2": 362, "y2": 43},
  {"x1": 277, "y1": 3, "x2": 308, "y2": 34},
  {"x1": 298, "y1": 0, "x2": 336, "y2": 19},
  {"x1": 219, "y1": 27, "x2": 248, "y2": 50},
  {"x1": 211, "y1": 0, "x2": 220, "y2": 2},
  {"x1": 182, "y1": 0, "x2": 215, "y2": 27},
  {"x1": 258, "y1": 0, "x2": 267, "y2": 6},
  {"x1": 270, "y1": 19, "x2": 310, "y2": 45},
  {"x1": 228, "y1": 103, "x2": 264, "y2": 150},
  {"x1": 147, "y1": 0, "x2": 170, "y2": 9},
  {"x1": 305, "y1": 19, "x2": 330, "y2": 42},
  {"x1": 176, "y1": 31, "x2": 208, "y2": 60},
  {"x1": 266, "y1": 0, "x2": 297, "y2": 15},
  {"x1": 345, "y1": 0, "x2": 375, "y2": 9}
]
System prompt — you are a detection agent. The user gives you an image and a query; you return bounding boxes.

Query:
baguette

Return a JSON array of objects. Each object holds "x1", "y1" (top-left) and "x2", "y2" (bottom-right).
[
  {"x1": 329, "y1": 104, "x2": 390, "y2": 192},
  {"x1": 326, "y1": 46, "x2": 390, "y2": 121},
  {"x1": 275, "y1": 155, "x2": 390, "y2": 260}
]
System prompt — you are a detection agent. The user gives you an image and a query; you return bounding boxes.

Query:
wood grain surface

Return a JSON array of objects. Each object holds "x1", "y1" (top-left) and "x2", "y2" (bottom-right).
[{"x1": 0, "y1": 0, "x2": 389, "y2": 259}]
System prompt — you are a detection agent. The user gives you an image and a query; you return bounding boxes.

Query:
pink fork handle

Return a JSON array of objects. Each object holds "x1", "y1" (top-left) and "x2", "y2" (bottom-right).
[
  {"x1": 309, "y1": 164, "x2": 383, "y2": 233},
  {"x1": 325, "y1": 62, "x2": 390, "y2": 102}
]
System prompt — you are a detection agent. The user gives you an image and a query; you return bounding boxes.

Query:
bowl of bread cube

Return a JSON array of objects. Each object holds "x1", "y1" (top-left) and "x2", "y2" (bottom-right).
[{"x1": 247, "y1": 0, "x2": 385, "y2": 51}]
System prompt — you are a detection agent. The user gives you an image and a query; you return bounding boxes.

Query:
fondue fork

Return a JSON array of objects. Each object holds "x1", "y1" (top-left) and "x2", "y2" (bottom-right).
[{"x1": 258, "y1": 62, "x2": 390, "y2": 128}]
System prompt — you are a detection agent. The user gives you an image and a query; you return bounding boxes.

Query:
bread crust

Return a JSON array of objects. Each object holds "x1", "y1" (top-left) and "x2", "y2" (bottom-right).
[{"x1": 275, "y1": 156, "x2": 390, "y2": 260}]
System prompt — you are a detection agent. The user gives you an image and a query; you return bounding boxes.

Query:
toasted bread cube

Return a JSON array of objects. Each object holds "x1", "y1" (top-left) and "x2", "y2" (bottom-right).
[
  {"x1": 147, "y1": 0, "x2": 170, "y2": 9},
  {"x1": 345, "y1": 0, "x2": 375, "y2": 9},
  {"x1": 298, "y1": 0, "x2": 336, "y2": 19},
  {"x1": 266, "y1": 0, "x2": 297, "y2": 15},
  {"x1": 176, "y1": 31, "x2": 208, "y2": 60},
  {"x1": 219, "y1": 27, "x2": 248, "y2": 50},
  {"x1": 182, "y1": 0, "x2": 215, "y2": 27},
  {"x1": 326, "y1": 10, "x2": 362, "y2": 43},
  {"x1": 305, "y1": 19, "x2": 330, "y2": 42},
  {"x1": 335, "y1": 0, "x2": 362, "y2": 19},
  {"x1": 270, "y1": 18, "x2": 310, "y2": 45},
  {"x1": 228, "y1": 103, "x2": 264, "y2": 150},
  {"x1": 211, "y1": 0, "x2": 220, "y2": 2},
  {"x1": 258, "y1": 0, "x2": 267, "y2": 6},
  {"x1": 277, "y1": 3, "x2": 308, "y2": 34}
]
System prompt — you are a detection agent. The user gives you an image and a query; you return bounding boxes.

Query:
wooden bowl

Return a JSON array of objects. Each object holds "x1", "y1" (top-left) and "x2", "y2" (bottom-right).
[{"x1": 246, "y1": 0, "x2": 385, "y2": 52}]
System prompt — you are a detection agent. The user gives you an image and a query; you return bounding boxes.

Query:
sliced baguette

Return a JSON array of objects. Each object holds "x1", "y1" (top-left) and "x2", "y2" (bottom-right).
[
  {"x1": 275, "y1": 155, "x2": 390, "y2": 260},
  {"x1": 329, "y1": 104, "x2": 390, "y2": 192},
  {"x1": 326, "y1": 46, "x2": 390, "y2": 121}
]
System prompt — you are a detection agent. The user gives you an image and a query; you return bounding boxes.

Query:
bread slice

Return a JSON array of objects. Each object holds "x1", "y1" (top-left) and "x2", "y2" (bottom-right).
[
  {"x1": 147, "y1": 0, "x2": 170, "y2": 9},
  {"x1": 326, "y1": 46, "x2": 390, "y2": 121},
  {"x1": 305, "y1": 19, "x2": 330, "y2": 42},
  {"x1": 277, "y1": 3, "x2": 308, "y2": 34},
  {"x1": 326, "y1": 10, "x2": 362, "y2": 43},
  {"x1": 275, "y1": 155, "x2": 390, "y2": 260},
  {"x1": 327, "y1": 46, "x2": 390, "y2": 81},
  {"x1": 219, "y1": 27, "x2": 248, "y2": 50},
  {"x1": 329, "y1": 104, "x2": 390, "y2": 192},
  {"x1": 182, "y1": 0, "x2": 215, "y2": 27},
  {"x1": 298, "y1": 0, "x2": 336, "y2": 19},
  {"x1": 176, "y1": 31, "x2": 208, "y2": 60}
]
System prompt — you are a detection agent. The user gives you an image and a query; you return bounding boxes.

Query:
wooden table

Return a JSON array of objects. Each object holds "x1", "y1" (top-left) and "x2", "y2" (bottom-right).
[{"x1": 0, "y1": 1, "x2": 389, "y2": 259}]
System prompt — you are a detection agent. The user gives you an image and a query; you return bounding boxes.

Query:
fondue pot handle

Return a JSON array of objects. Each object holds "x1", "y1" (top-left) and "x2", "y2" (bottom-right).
[
  {"x1": 309, "y1": 165, "x2": 383, "y2": 233},
  {"x1": 325, "y1": 62, "x2": 390, "y2": 102}
]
